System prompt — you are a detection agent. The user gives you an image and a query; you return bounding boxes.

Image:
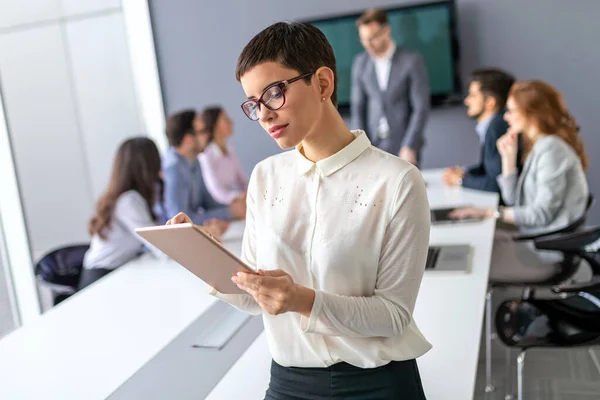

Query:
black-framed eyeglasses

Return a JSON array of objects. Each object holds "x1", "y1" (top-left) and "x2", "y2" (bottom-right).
[{"x1": 241, "y1": 72, "x2": 314, "y2": 121}]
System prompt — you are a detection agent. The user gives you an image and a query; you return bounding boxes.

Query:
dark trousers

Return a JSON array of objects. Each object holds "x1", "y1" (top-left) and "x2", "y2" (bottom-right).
[
  {"x1": 264, "y1": 359, "x2": 426, "y2": 400},
  {"x1": 77, "y1": 268, "x2": 113, "y2": 291}
]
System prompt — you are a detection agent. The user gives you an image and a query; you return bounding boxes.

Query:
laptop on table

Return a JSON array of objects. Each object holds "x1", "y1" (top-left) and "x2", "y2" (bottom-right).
[
  {"x1": 425, "y1": 245, "x2": 471, "y2": 273},
  {"x1": 430, "y1": 206, "x2": 485, "y2": 225}
]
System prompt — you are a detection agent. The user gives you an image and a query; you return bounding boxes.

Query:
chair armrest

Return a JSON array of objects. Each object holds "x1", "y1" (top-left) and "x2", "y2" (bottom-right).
[
  {"x1": 513, "y1": 214, "x2": 590, "y2": 242},
  {"x1": 552, "y1": 277, "x2": 600, "y2": 294},
  {"x1": 513, "y1": 226, "x2": 576, "y2": 242}
]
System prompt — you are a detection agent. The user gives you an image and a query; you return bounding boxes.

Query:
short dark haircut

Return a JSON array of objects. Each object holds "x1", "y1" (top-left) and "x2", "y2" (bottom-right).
[
  {"x1": 469, "y1": 68, "x2": 516, "y2": 110},
  {"x1": 202, "y1": 105, "x2": 223, "y2": 143},
  {"x1": 235, "y1": 21, "x2": 338, "y2": 107},
  {"x1": 357, "y1": 9, "x2": 388, "y2": 26},
  {"x1": 165, "y1": 109, "x2": 196, "y2": 147}
]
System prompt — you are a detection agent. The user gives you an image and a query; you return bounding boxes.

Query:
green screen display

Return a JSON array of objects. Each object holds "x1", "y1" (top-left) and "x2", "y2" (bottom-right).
[{"x1": 310, "y1": 2, "x2": 458, "y2": 107}]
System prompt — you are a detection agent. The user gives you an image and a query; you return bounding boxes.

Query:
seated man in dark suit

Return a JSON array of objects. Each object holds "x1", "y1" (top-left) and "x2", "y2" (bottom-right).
[{"x1": 443, "y1": 68, "x2": 516, "y2": 193}]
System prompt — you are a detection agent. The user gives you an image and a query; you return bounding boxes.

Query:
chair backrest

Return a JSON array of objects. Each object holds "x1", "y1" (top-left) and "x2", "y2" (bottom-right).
[
  {"x1": 554, "y1": 193, "x2": 595, "y2": 235},
  {"x1": 535, "y1": 226, "x2": 600, "y2": 292},
  {"x1": 35, "y1": 244, "x2": 90, "y2": 288}
]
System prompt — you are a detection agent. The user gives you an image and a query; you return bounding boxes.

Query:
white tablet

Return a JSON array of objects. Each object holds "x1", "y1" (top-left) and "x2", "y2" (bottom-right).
[{"x1": 136, "y1": 223, "x2": 254, "y2": 294}]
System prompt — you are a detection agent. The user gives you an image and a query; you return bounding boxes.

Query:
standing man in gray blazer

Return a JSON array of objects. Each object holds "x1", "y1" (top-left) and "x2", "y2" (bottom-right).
[{"x1": 351, "y1": 9, "x2": 430, "y2": 165}]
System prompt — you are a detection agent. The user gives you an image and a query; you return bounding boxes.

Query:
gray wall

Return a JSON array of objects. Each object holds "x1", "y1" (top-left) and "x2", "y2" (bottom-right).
[{"x1": 150, "y1": 0, "x2": 600, "y2": 224}]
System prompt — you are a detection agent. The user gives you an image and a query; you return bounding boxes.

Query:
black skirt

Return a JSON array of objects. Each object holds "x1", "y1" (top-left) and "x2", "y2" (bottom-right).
[{"x1": 264, "y1": 359, "x2": 426, "y2": 400}]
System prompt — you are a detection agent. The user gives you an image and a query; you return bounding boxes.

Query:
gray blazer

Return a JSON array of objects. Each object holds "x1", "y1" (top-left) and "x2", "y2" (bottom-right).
[
  {"x1": 350, "y1": 47, "x2": 430, "y2": 156},
  {"x1": 497, "y1": 135, "x2": 588, "y2": 236}
]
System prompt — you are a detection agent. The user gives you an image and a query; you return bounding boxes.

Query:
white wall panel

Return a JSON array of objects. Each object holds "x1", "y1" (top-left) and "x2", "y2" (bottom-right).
[
  {"x1": 59, "y1": 0, "x2": 121, "y2": 18},
  {"x1": 0, "y1": 24, "x2": 93, "y2": 259},
  {"x1": 0, "y1": 0, "x2": 61, "y2": 29},
  {"x1": 66, "y1": 12, "x2": 142, "y2": 200}
]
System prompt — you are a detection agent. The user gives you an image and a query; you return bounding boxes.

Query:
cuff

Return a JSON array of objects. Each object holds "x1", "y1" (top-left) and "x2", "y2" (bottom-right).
[
  {"x1": 512, "y1": 207, "x2": 526, "y2": 226},
  {"x1": 497, "y1": 172, "x2": 517, "y2": 187},
  {"x1": 205, "y1": 284, "x2": 219, "y2": 296},
  {"x1": 300, "y1": 290, "x2": 324, "y2": 333}
]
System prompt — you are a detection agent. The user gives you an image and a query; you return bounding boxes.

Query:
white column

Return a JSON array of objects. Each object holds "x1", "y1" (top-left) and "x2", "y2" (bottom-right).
[
  {"x1": 122, "y1": 0, "x2": 167, "y2": 153},
  {"x1": 0, "y1": 88, "x2": 40, "y2": 325}
]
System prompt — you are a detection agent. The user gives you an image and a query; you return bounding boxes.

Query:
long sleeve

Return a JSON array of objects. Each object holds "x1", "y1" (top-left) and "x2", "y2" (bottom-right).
[
  {"x1": 206, "y1": 169, "x2": 261, "y2": 315},
  {"x1": 497, "y1": 172, "x2": 519, "y2": 206},
  {"x1": 401, "y1": 54, "x2": 430, "y2": 150},
  {"x1": 465, "y1": 162, "x2": 484, "y2": 177},
  {"x1": 198, "y1": 153, "x2": 228, "y2": 204},
  {"x1": 199, "y1": 148, "x2": 249, "y2": 204},
  {"x1": 234, "y1": 156, "x2": 249, "y2": 193},
  {"x1": 163, "y1": 164, "x2": 206, "y2": 225},
  {"x1": 462, "y1": 120, "x2": 505, "y2": 192},
  {"x1": 199, "y1": 173, "x2": 232, "y2": 221},
  {"x1": 114, "y1": 191, "x2": 167, "y2": 260},
  {"x1": 300, "y1": 168, "x2": 430, "y2": 337},
  {"x1": 512, "y1": 150, "x2": 570, "y2": 227},
  {"x1": 350, "y1": 55, "x2": 367, "y2": 131}
]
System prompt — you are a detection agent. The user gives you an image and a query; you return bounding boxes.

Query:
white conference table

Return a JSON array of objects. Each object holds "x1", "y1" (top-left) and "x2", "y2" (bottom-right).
[
  {"x1": 0, "y1": 169, "x2": 498, "y2": 400},
  {"x1": 0, "y1": 223, "x2": 245, "y2": 400}
]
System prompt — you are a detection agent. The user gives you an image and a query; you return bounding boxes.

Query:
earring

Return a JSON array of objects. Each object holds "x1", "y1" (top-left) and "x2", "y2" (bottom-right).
[{"x1": 322, "y1": 97, "x2": 326, "y2": 101}]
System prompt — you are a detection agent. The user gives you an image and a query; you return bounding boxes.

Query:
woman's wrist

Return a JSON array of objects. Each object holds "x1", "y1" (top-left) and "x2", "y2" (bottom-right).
[
  {"x1": 293, "y1": 285, "x2": 315, "y2": 318},
  {"x1": 487, "y1": 207, "x2": 504, "y2": 220},
  {"x1": 502, "y1": 162, "x2": 518, "y2": 177}
]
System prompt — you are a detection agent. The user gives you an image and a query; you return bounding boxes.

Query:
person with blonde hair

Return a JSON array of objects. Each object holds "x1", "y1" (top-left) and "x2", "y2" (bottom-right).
[{"x1": 451, "y1": 80, "x2": 589, "y2": 283}]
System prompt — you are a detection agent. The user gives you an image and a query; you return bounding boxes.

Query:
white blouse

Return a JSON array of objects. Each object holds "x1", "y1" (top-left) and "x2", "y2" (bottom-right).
[{"x1": 208, "y1": 130, "x2": 432, "y2": 368}]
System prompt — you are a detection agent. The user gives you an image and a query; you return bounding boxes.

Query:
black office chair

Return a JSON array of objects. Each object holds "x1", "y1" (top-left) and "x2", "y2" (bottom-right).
[
  {"x1": 484, "y1": 194, "x2": 595, "y2": 393},
  {"x1": 35, "y1": 244, "x2": 89, "y2": 311},
  {"x1": 495, "y1": 226, "x2": 600, "y2": 400}
]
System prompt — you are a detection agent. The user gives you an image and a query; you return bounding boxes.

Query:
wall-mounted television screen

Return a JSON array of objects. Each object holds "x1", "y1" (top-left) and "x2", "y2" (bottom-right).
[{"x1": 304, "y1": 1, "x2": 461, "y2": 113}]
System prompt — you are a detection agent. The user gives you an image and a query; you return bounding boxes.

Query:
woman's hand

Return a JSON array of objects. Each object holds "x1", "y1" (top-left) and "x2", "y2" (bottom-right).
[
  {"x1": 204, "y1": 219, "x2": 230, "y2": 238},
  {"x1": 497, "y1": 130, "x2": 519, "y2": 176},
  {"x1": 442, "y1": 166, "x2": 465, "y2": 186},
  {"x1": 448, "y1": 207, "x2": 494, "y2": 220},
  {"x1": 232, "y1": 269, "x2": 315, "y2": 316},
  {"x1": 229, "y1": 196, "x2": 247, "y2": 220},
  {"x1": 165, "y1": 212, "x2": 227, "y2": 241},
  {"x1": 166, "y1": 212, "x2": 192, "y2": 225}
]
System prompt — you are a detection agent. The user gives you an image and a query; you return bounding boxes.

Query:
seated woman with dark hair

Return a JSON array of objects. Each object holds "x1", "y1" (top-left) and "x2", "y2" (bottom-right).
[
  {"x1": 79, "y1": 137, "x2": 167, "y2": 290},
  {"x1": 198, "y1": 106, "x2": 249, "y2": 204}
]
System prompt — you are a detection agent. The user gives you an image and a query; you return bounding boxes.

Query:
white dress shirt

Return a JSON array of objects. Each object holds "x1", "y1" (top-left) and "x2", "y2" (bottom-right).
[
  {"x1": 475, "y1": 114, "x2": 494, "y2": 145},
  {"x1": 83, "y1": 191, "x2": 166, "y2": 269},
  {"x1": 208, "y1": 130, "x2": 432, "y2": 368},
  {"x1": 373, "y1": 43, "x2": 396, "y2": 91},
  {"x1": 373, "y1": 43, "x2": 396, "y2": 138}
]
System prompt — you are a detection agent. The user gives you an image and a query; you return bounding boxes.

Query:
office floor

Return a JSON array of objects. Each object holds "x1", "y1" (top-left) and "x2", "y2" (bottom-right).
[
  {"x1": 473, "y1": 290, "x2": 600, "y2": 400},
  {"x1": 474, "y1": 339, "x2": 600, "y2": 400}
]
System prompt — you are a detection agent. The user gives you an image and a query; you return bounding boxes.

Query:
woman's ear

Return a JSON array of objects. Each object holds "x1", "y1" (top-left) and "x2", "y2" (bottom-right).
[{"x1": 315, "y1": 67, "x2": 335, "y2": 102}]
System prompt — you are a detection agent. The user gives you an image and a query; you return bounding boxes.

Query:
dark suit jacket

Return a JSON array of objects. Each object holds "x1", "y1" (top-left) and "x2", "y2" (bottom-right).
[
  {"x1": 462, "y1": 112, "x2": 511, "y2": 193},
  {"x1": 350, "y1": 47, "x2": 430, "y2": 156}
]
